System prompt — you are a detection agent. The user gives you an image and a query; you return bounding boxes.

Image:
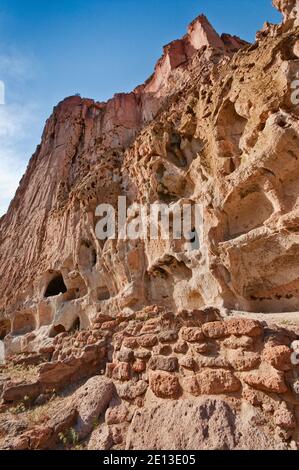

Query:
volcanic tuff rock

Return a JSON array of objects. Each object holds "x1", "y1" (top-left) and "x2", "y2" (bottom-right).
[
  {"x1": 1, "y1": 0, "x2": 299, "y2": 451},
  {"x1": 0, "y1": 13, "x2": 249, "y2": 349},
  {"x1": 0, "y1": 308, "x2": 299, "y2": 450}
]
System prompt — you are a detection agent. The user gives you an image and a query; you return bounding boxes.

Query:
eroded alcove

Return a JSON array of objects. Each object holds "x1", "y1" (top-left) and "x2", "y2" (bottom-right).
[
  {"x1": 215, "y1": 99, "x2": 248, "y2": 164},
  {"x1": 78, "y1": 239, "x2": 98, "y2": 271},
  {"x1": 220, "y1": 100, "x2": 247, "y2": 147},
  {"x1": 66, "y1": 269, "x2": 88, "y2": 299},
  {"x1": 45, "y1": 273, "x2": 67, "y2": 298},
  {"x1": 50, "y1": 317, "x2": 81, "y2": 337},
  {"x1": 0, "y1": 319, "x2": 11, "y2": 340},
  {"x1": 166, "y1": 132, "x2": 188, "y2": 168},
  {"x1": 50, "y1": 324, "x2": 66, "y2": 337},
  {"x1": 70, "y1": 317, "x2": 81, "y2": 332},
  {"x1": 12, "y1": 310, "x2": 36, "y2": 335},
  {"x1": 224, "y1": 188, "x2": 274, "y2": 240},
  {"x1": 97, "y1": 286, "x2": 111, "y2": 301}
]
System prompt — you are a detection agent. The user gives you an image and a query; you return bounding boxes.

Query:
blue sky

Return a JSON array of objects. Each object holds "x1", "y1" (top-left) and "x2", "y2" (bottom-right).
[{"x1": 0, "y1": 0, "x2": 281, "y2": 215}]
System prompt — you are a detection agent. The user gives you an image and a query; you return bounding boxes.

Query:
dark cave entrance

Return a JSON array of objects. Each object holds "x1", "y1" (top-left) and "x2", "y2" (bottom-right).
[
  {"x1": 53, "y1": 324, "x2": 66, "y2": 334},
  {"x1": 71, "y1": 317, "x2": 81, "y2": 332},
  {"x1": 45, "y1": 274, "x2": 67, "y2": 298},
  {"x1": 0, "y1": 319, "x2": 11, "y2": 339},
  {"x1": 97, "y1": 286, "x2": 111, "y2": 301}
]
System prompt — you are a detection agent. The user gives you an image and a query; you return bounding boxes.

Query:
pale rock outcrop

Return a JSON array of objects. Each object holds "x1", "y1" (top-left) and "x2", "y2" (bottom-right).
[
  {"x1": 126, "y1": 399, "x2": 289, "y2": 450},
  {"x1": 273, "y1": 0, "x2": 299, "y2": 26}
]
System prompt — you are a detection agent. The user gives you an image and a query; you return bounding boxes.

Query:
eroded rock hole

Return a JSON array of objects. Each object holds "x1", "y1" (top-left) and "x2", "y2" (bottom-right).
[
  {"x1": 12, "y1": 311, "x2": 36, "y2": 335},
  {"x1": 153, "y1": 267, "x2": 169, "y2": 279},
  {"x1": 45, "y1": 274, "x2": 67, "y2": 298},
  {"x1": 224, "y1": 190, "x2": 274, "y2": 240},
  {"x1": 97, "y1": 286, "x2": 111, "y2": 301},
  {"x1": 91, "y1": 248, "x2": 97, "y2": 267},
  {"x1": 0, "y1": 319, "x2": 11, "y2": 340},
  {"x1": 167, "y1": 132, "x2": 187, "y2": 168},
  {"x1": 54, "y1": 324, "x2": 66, "y2": 334},
  {"x1": 79, "y1": 240, "x2": 99, "y2": 268},
  {"x1": 70, "y1": 317, "x2": 81, "y2": 332},
  {"x1": 216, "y1": 100, "x2": 247, "y2": 159},
  {"x1": 186, "y1": 227, "x2": 200, "y2": 251}
]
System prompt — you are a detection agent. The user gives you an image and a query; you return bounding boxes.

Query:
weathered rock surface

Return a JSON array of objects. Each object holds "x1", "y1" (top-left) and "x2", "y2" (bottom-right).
[
  {"x1": 0, "y1": 308, "x2": 298, "y2": 450},
  {"x1": 72, "y1": 376, "x2": 114, "y2": 439},
  {"x1": 273, "y1": 0, "x2": 299, "y2": 27},
  {"x1": 126, "y1": 399, "x2": 289, "y2": 450},
  {"x1": 0, "y1": 2, "x2": 298, "y2": 351}
]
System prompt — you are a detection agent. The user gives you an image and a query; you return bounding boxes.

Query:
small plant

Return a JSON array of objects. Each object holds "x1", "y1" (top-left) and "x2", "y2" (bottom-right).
[
  {"x1": 58, "y1": 428, "x2": 79, "y2": 448},
  {"x1": 10, "y1": 401, "x2": 26, "y2": 415},
  {"x1": 69, "y1": 428, "x2": 79, "y2": 446},
  {"x1": 47, "y1": 389, "x2": 57, "y2": 403},
  {"x1": 92, "y1": 417, "x2": 99, "y2": 430},
  {"x1": 58, "y1": 432, "x2": 68, "y2": 447}
]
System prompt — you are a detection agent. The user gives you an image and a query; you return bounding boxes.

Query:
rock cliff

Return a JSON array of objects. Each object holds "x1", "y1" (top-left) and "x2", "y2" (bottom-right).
[{"x1": 1, "y1": 0, "x2": 299, "y2": 451}]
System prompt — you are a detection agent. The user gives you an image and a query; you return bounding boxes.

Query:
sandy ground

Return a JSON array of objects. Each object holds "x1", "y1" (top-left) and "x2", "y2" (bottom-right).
[{"x1": 225, "y1": 310, "x2": 299, "y2": 334}]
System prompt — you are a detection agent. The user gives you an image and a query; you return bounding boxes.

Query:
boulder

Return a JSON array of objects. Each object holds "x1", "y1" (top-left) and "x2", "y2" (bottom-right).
[
  {"x1": 73, "y1": 376, "x2": 115, "y2": 439},
  {"x1": 126, "y1": 399, "x2": 288, "y2": 450}
]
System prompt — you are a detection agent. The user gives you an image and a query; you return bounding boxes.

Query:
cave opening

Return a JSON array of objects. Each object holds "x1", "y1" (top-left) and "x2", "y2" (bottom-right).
[
  {"x1": 53, "y1": 324, "x2": 66, "y2": 334},
  {"x1": 12, "y1": 311, "x2": 36, "y2": 335},
  {"x1": 187, "y1": 227, "x2": 200, "y2": 251},
  {"x1": 45, "y1": 274, "x2": 67, "y2": 298},
  {"x1": 0, "y1": 319, "x2": 11, "y2": 340},
  {"x1": 49, "y1": 323, "x2": 66, "y2": 338},
  {"x1": 97, "y1": 286, "x2": 111, "y2": 301},
  {"x1": 71, "y1": 317, "x2": 81, "y2": 332},
  {"x1": 91, "y1": 248, "x2": 97, "y2": 267}
]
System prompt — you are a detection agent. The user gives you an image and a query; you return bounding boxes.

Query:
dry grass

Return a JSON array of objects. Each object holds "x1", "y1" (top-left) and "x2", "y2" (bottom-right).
[
  {"x1": 3, "y1": 363, "x2": 39, "y2": 382},
  {"x1": 5, "y1": 391, "x2": 61, "y2": 425}
]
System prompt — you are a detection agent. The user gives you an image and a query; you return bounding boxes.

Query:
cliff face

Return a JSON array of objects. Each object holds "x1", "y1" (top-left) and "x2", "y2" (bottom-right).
[
  {"x1": 1, "y1": 0, "x2": 299, "y2": 451},
  {"x1": 0, "y1": 1, "x2": 299, "y2": 340},
  {"x1": 0, "y1": 14, "x2": 247, "y2": 344}
]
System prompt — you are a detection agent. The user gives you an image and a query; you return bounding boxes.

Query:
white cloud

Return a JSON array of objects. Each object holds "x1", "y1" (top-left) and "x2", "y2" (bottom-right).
[
  {"x1": 0, "y1": 102, "x2": 38, "y2": 216},
  {"x1": 0, "y1": 102, "x2": 33, "y2": 137},
  {"x1": 0, "y1": 49, "x2": 36, "y2": 82},
  {"x1": 0, "y1": 147, "x2": 26, "y2": 216},
  {"x1": 0, "y1": 48, "x2": 39, "y2": 216}
]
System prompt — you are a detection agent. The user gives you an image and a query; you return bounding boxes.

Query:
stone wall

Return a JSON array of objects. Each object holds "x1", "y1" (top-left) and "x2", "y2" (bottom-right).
[{"x1": 1, "y1": 308, "x2": 299, "y2": 449}]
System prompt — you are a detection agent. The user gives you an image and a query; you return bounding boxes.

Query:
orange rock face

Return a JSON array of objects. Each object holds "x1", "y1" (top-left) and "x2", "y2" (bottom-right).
[
  {"x1": 202, "y1": 319, "x2": 263, "y2": 339},
  {"x1": 262, "y1": 345, "x2": 293, "y2": 371},
  {"x1": 1, "y1": 4, "x2": 299, "y2": 356},
  {"x1": 0, "y1": 13, "x2": 248, "y2": 351}
]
